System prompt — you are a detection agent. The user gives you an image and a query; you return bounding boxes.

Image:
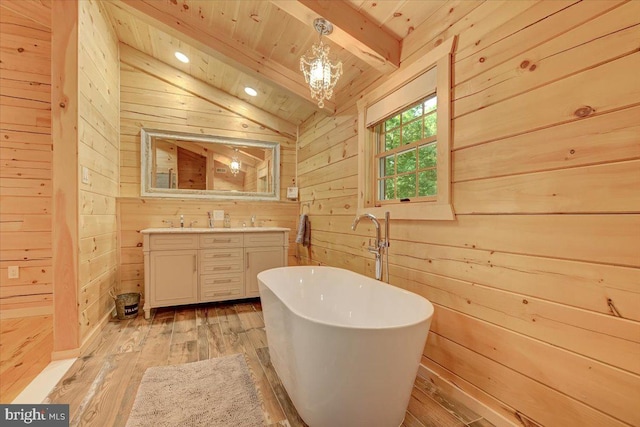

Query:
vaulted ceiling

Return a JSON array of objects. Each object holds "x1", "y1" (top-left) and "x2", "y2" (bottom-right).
[{"x1": 102, "y1": 0, "x2": 448, "y2": 125}]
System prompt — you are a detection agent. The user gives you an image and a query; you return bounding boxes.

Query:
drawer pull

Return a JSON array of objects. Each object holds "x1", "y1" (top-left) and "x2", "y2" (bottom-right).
[
  {"x1": 213, "y1": 238, "x2": 232, "y2": 243},
  {"x1": 213, "y1": 253, "x2": 232, "y2": 258},
  {"x1": 214, "y1": 279, "x2": 232, "y2": 284},
  {"x1": 213, "y1": 290, "x2": 233, "y2": 296},
  {"x1": 213, "y1": 266, "x2": 232, "y2": 271},
  {"x1": 193, "y1": 255, "x2": 197, "y2": 272}
]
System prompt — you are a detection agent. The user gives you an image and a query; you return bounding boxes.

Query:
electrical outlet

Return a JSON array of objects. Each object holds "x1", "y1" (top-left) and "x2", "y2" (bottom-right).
[
  {"x1": 213, "y1": 210, "x2": 224, "y2": 220},
  {"x1": 8, "y1": 266, "x2": 19, "y2": 279}
]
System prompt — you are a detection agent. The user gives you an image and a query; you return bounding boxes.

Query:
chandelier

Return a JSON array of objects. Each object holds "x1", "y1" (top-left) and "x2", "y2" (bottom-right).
[
  {"x1": 229, "y1": 149, "x2": 241, "y2": 176},
  {"x1": 300, "y1": 18, "x2": 343, "y2": 109}
]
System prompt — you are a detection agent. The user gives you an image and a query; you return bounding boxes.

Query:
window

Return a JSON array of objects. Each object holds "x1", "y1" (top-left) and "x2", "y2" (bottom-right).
[
  {"x1": 374, "y1": 94, "x2": 438, "y2": 203},
  {"x1": 356, "y1": 36, "x2": 456, "y2": 220}
]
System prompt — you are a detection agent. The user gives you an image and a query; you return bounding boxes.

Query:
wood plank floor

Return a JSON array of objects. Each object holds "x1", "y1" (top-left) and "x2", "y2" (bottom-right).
[
  {"x1": 45, "y1": 300, "x2": 494, "y2": 427},
  {"x1": 0, "y1": 315, "x2": 53, "y2": 403}
]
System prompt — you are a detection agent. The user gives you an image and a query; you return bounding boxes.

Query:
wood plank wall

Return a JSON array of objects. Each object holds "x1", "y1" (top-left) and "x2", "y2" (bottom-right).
[
  {"x1": 0, "y1": 4, "x2": 53, "y2": 319},
  {"x1": 298, "y1": 2, "x2": 640, "y2": 426},
  {"x1": 0, "y1": 0, "x2": 54, "y2": 402},
  {"x1": 77, "y1": 0, "x2": 120, "y2": 343},
  {"x1": 118, "y1": 46, "x2": 299, "y2": 301}
]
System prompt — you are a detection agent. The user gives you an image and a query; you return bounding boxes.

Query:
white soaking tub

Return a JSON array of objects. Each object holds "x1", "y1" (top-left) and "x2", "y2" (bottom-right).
[{"x1": 258, "y1": 266, "x2": 434, "y2": 427}]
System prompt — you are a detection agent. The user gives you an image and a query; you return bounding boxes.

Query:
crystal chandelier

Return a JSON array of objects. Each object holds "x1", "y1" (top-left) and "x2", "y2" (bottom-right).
[
  {"x1": 229, "y1": 149, "x2": 241, "y2": 176},
  {"x1": 300, "y1": 18, "x2": 343, "y2": 109}
]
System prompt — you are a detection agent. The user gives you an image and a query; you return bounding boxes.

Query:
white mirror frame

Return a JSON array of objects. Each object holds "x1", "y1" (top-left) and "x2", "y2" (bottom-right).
[{"x1": 141, "y1": 128, "x2": 280, "y2": 201}]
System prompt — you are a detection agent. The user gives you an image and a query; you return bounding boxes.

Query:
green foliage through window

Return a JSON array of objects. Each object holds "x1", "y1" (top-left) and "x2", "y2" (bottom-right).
[{"x1": 375, "y1": 94, "x2": 437, "y2": 202}]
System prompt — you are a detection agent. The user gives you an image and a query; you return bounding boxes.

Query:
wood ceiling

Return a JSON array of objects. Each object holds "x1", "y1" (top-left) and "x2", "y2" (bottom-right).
[{"x1": 102, "y1": 0, "x2": 448, "y2": 126}]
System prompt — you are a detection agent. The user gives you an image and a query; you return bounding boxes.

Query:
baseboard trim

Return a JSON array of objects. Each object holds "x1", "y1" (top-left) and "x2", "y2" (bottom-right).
[
  {"x1": 79, "y1": 310, "x2": 114, "y2": 354},
  {"x1": 51, "y1": 348, "x2": 80, "y2": 361},
  {"x1": 417, "y1": 362, "x2": 521, "y2": 427}
]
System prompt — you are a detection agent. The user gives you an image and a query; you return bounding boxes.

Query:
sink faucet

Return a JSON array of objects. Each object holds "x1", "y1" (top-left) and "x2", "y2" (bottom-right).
[
  {"x1": 351, "y1": 213, "x2": 388, "y2": 280},
  {"x1": 251, "y1": 215, "x2": 256, "y2": 227},
  {"x1": 180, "y1": 214, "x2": 184, "y2": 228}
]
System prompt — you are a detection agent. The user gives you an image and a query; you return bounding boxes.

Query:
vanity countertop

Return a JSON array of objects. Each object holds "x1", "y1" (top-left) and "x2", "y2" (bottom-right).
[{"x1": 141, "y1": 227, "x2": 290, "y2": 234}]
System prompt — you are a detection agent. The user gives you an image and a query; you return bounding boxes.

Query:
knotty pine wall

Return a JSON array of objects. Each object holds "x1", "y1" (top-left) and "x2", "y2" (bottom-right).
[
  {"x1": 77, "y1": 0, "x2": 120, "y2": 344},
  {"x1": 298, "y1": 2, "x2": 639, "y2": 426},
  {"x1": 117, "y1": 46, "x2": 299, "y2": 299},
  {"x1": 0, "y1": 1, "x2": 53, "y2": 402}
]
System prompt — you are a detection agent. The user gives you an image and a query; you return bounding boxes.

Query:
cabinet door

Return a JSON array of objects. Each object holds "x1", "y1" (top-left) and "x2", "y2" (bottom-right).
[
  {"x1": 245, "y1": 247, "x2": 284, "y2": 297},
  {"x1": 149, "y1": 250, "x2": 198, "y2": 306}
]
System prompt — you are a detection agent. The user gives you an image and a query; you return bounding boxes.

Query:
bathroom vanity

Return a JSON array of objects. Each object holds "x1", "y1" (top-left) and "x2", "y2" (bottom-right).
[{"x1": 141, "y1": 227, "x2": 289, "y2": 319}]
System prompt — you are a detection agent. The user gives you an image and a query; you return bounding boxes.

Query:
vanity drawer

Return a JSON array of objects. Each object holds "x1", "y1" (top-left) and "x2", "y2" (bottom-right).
[
  {"x1": 244, "y1": 232, "x2": 284, "y2": 247},
  {"x1": 200, "y1": 248, "x2": 243, "y2": 274},
  {"x1": 199, "y1": 233, "x2": 243, "y2": 248},
  {"x1": 200, "y1": 273, "x2": 243, "y2": 301},
  {"x1": 149, "y1": 233, "x2": 199, "y2": 250}
]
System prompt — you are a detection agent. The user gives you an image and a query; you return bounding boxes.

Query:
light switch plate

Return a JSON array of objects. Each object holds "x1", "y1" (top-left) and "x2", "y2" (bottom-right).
[
  {"x1": 213, "y1": 210, "x2": 224, "y2": 220},
  {"x1": 81, "y1": 166, "x2": 90, "y2": 184},
  {"x1": 287, "y1": 186, "x2": 298, "y2": 199},
  {"x1": 8, "y1": 266, "x2": 19, "y2": 279}
]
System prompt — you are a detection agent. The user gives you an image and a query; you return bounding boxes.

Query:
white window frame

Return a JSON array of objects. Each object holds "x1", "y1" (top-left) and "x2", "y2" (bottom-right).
[{"x1": 356, "y1": 36, "x2": 456, "y2": 220}]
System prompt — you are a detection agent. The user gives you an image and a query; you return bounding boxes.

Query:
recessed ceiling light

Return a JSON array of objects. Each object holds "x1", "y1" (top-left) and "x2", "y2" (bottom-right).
[
  {"x1": 174, "y1": 51, "x2": 190, "y2": 63},
  {"x1": 244, "y1": 87, "x2": 258, "y2": 97}
]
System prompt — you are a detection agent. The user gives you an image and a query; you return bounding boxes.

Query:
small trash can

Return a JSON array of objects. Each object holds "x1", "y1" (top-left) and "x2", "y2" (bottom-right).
[{"x1": 111, "y1": 292, "x2": 140, "y2": 320}]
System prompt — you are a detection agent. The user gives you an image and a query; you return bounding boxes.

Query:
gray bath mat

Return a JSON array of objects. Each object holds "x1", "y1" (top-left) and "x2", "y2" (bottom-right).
[{"x1": 126, "y1": 354, "x2": 264, "y2": 427}]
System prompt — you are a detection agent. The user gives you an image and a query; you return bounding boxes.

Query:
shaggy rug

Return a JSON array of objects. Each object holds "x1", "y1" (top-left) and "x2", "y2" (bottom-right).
[{"x1": 126, "y1": 354, "x2": 264, "y2": 427}]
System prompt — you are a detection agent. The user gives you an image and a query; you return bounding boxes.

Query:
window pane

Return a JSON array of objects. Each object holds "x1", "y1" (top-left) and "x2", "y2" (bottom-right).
[
  {"x1": 402, "y1": 104, "x2": 422, "y2": 123},
  {"x1": 397, "y1": 149, "x2": 416, "y2": 173},
  {"x1": 397, "y1": 174, "x2": 416, "y2": 199},
  {"x1": 385, "y1": 128, "x2": 400, "y2": 150},
  {"x1": 380, "y1": 155, "x2": 395, "y2": 177},
  {"x1": 424, "y1": 95, "x2": 437, "y2": 114},
  {"x1": 383, "y1": 178, "x2": 395, "y2": 200},
  {"x1": 418, "y1": 169, "x2": 437, "y2": 196},
  {"x1": 424, "y1": 112, "x2": 437, "y2": 138},
  {"x1": 402, "y1": 120, "x2": 422, "y2": 145},
  {"x1": 385, "y1": 114, "x2": 400, "y2": 131},
  {"x1": 418, "y1": 143, "x2": 437, "y2": 168}
]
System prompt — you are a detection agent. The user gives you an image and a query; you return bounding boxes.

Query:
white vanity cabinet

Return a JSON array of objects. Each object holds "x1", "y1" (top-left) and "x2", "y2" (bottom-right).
[
  {"x1": 147, "y1": 234, "x2": 199, "y2": 308},
  {"x1": 245, "y1": 232, "x2": 286, "y2": 297},
  {"x1": 142, "y1": 228, "x2": 289, "y2": 319},
  {"x1": 199, "y1": 233, "x2": 244, "y2": 302}
]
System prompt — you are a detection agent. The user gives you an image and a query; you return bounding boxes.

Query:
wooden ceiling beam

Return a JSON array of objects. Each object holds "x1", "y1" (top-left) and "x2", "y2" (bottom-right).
[
  {"x1": 120, "y1": 44, "x2": 298, "y2": 140},
  {"x1": 271, "y1": 0, "x2": 400, "y2": 73},
  {"x1": 115, "y1": 0, "x2": 336, "y2": 113}
]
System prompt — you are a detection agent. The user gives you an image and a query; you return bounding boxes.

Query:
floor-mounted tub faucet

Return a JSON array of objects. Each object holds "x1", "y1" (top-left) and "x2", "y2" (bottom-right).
[{"x1": 351, "y1": 213, "x2": 390, "y2": 281}]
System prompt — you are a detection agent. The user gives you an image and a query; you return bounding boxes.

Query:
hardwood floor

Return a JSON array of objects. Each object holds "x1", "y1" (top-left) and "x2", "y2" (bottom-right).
[
  {"x1": 0, "y1": 315, "x2": 53, "y2": 403},
  {"x1": 45, "y1": 300, "x2": 494, "y2": 427}
]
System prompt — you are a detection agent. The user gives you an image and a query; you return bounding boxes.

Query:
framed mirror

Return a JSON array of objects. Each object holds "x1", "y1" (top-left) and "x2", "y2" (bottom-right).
[{"x1": 141, "y1": 128, "x2": 280, "y2": 200}]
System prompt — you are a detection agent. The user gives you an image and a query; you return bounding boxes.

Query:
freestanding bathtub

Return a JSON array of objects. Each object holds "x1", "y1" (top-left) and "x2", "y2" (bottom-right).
[{"x1": 257, "y1": 266, "x2": 434, "y2": 427}]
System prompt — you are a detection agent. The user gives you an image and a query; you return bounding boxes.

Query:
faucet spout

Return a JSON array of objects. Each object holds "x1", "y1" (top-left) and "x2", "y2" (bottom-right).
[{"x1": 351, "y1": 213, "x2": 380, "y2": 233}]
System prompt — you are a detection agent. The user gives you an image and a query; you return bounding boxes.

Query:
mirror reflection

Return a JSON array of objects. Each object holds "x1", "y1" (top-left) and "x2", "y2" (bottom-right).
[{"x1": 141, "y1": 129, "x2": 280, "y2": 200}]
